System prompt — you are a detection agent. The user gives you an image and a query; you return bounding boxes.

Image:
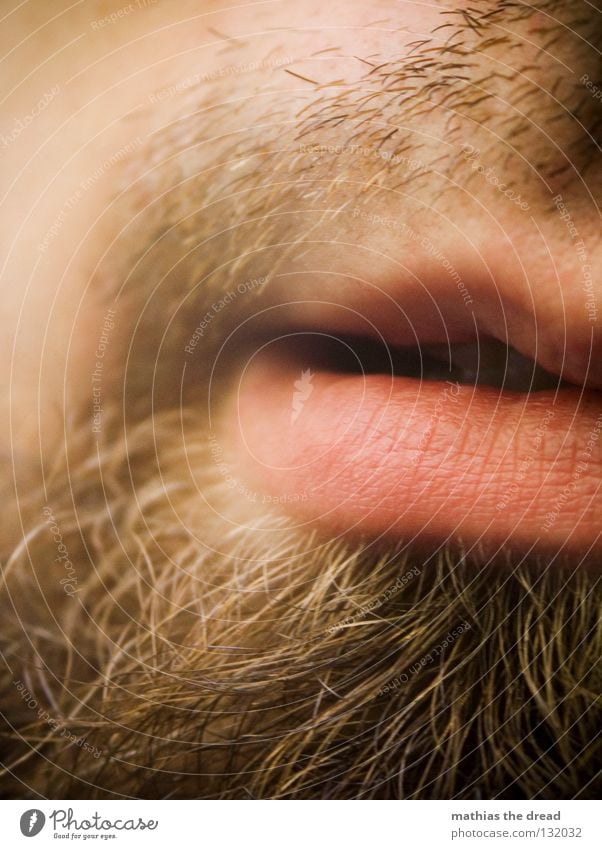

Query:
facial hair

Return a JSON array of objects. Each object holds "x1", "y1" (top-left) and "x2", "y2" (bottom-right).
[{"x1": 0, "y1": 396, "x2": 600, "y2": 799}]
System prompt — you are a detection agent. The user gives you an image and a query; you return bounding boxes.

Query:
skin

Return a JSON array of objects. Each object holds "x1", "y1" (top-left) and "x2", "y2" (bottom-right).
[{"x1": 0, "y1": 0, "x2": 600, "y2": 800}]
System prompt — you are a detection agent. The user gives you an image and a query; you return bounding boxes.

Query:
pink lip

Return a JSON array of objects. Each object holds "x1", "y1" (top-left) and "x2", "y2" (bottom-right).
[{"x1": 229, "y1": 344, "x2": 602, "y2": 557}]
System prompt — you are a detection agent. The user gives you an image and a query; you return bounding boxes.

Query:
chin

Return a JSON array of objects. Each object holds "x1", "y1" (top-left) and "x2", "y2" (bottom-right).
[{"x1": 0, "y1": 404, "x2": 599, "y2": 800}]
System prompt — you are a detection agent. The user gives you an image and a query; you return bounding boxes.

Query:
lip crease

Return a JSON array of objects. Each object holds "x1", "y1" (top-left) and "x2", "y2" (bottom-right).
[{"x1": 228, "y1": 337, "x2": 602, "y2": 559}]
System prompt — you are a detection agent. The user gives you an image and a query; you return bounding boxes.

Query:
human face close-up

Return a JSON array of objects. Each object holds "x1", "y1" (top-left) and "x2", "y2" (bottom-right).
[{"x1": 0, "y1": 0, "x2": 600, "y2": 801}]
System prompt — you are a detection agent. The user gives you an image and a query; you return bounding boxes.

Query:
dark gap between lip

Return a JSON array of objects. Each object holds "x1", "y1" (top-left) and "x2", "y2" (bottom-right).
[{"x1": 265, "y1": 333, "x2": 565, "y2": 392}]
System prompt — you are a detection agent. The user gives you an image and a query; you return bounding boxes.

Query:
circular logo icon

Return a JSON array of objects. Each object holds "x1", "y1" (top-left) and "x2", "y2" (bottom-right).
[{"x1": 19, "y1": 810, "x2": 45, "y2": 837}]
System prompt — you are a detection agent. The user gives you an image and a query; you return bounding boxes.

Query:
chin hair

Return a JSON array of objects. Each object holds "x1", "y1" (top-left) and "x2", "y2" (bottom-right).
[{"x1": 0, "y1": 407, "x2": 600, "y2": 800}]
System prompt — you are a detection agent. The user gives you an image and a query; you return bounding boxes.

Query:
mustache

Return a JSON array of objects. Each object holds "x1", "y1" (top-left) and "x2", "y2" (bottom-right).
[{"x1": 0, "y1": 406, "x2": 600, "y2": 799}]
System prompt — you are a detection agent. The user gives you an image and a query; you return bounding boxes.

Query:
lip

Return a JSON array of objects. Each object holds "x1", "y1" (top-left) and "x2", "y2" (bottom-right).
[
  {"x1": 213, "y1": 222, "x2": 602, "y2": 558},
  {"x1": 225, "y1": 332, "x2": 602, "y2": 558},
  {"x1": 254, "y1": 231, "x2": 602, "y2": 392}
]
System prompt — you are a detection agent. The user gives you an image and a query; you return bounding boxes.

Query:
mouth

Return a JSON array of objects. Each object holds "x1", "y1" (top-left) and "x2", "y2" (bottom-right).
[
  {"x1": 218, "y1": 286, "x2": 601, "y2": 560},
  {"x1": 258, "y1": 333, "x2": 566, "y2": 392}
]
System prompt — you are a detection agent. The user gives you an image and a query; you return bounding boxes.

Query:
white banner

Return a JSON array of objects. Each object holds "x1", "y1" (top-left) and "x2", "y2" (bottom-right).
[{"x1": 0, "y1": 800, "x2": 598, "y2": 849}]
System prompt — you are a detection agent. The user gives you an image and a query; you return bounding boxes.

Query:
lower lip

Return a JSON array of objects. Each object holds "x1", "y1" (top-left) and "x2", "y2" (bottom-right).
[{"x1": 227, "y1": 343, "x2": 602, "y2": 557}]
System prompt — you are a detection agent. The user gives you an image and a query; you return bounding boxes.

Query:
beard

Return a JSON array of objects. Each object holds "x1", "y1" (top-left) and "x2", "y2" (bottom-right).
[{"x1": 0, "y1": 398, "x2": 600, "y2": 800}]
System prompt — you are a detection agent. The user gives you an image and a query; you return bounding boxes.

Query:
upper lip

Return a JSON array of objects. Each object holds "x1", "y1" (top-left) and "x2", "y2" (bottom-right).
[
  {"x1": 247, "y1": 234, "x2": 601, "y2": 391},
  {"x1": 250, "y1": 289, "x2": 600, "y2": 395}
]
